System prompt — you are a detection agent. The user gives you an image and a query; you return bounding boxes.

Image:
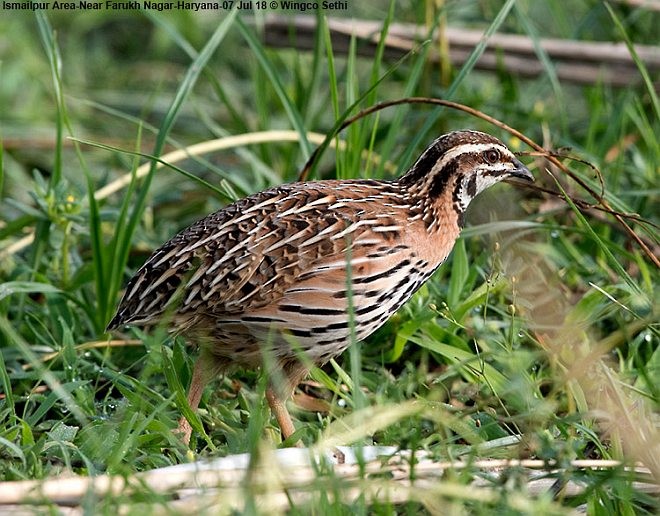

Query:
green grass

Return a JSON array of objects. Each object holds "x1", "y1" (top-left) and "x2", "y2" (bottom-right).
[{"x1": 0, "y1": 1, "x2": 658, "y2": 513}]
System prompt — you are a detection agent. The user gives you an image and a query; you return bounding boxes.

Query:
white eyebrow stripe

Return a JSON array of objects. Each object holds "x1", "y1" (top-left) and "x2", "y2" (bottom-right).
[{"x1": 428, "y1": 143, "x2": 512, "y2": 175}]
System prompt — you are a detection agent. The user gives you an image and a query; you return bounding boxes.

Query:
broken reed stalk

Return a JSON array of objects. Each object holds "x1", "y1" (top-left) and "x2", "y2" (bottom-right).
[{"x1": 262, "y1": 14, "x2": 660, "y2": 87}]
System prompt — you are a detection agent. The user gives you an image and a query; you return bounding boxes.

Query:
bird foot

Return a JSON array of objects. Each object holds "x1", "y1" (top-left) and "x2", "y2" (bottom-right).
[
  {"x1": 176, "y1": 416, "x2": 193, "y2": 446},
  {"x1": 331, "y1": 446, "x2": 345, "y2": 464}
]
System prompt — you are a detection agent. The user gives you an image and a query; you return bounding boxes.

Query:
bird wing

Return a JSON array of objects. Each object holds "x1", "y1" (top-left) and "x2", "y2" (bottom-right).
[{"x1": 106, "y1": 180, "x2": 403, "y2": 331}]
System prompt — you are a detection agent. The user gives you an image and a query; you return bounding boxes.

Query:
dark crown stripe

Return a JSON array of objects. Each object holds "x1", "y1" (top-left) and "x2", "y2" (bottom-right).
[
  {"x1": 400, "y1": 142, "x2": 443, "y2": 185},
  {"x1": 466, "y1": 174, "x2": 478, "y2": 197}
]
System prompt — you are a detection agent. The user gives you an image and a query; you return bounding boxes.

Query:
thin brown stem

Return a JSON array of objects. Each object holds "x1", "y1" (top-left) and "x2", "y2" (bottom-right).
[{"x1": 299, "y1": 97, "x2": 659, "y2": 267}]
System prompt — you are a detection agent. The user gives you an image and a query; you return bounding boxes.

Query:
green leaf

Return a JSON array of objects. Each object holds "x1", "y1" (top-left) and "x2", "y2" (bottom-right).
[
  {"x1": 46, "y1": 422, "x2": 79, "y2": 443},
  {"x1": 0, "y1": 282, "x2": 61, "y2": 302},
  {"x1": 0, "y1": 436, "x2": 25, "y2": 465},
  {"x1": 0, "y1": 349, "x2": 14, "y2": 419},
  {"x1": 448, "y1": 238, "x2": 469, "y2": 307},
  {"x1": 408, "y1": 331, "x2": 507, "y2": 394},
  {"x1": 26, "y1": 381, "x2": 89, "y2": 427},
  {"x1": 454, "y1": 276, "x2": 507, "y2": 322}
]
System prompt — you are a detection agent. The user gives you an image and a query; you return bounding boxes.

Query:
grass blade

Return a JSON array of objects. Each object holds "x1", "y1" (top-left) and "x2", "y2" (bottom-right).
[
  {"x1": 236, "y1": 17, "x2": 311, "y2": 158},
  {"x1": 548, "y1": 171, "x2": 646, "y2": 300},
  {"x1": 605, "y1": 2, "x2": 660, "y2": 121}
]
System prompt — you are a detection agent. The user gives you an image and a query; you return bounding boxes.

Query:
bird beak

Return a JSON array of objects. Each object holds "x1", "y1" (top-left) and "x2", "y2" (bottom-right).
[{"x1": 509, "y1": 158, "x2": 534, "y2": 182}]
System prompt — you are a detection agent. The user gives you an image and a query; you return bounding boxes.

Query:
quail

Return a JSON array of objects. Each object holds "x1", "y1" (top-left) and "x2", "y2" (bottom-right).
[{"x1": 106, "y1": 130, "x2": 534, "y2": 444}]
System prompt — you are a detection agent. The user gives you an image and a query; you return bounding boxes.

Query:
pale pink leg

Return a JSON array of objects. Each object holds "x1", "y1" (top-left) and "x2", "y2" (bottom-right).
[
  {"x1": 177, "y1": 354, "x2": 215, "y2": 445},
  {"x1": 265, "y1": 365, "x2": 309, "y2": 446}
]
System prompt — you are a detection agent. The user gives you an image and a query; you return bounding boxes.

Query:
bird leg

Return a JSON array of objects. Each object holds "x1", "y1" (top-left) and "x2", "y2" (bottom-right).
[
  {"x1": 265, "y1": 386, "x2": 298, "y2": 441},
  {"x1": 177, "y1": 351, "x2": 216, "y2": 445},
  {"x1": 265, "y1": 364, "x2": 309, "y2": 446},
  {"x1": 178, "y1": 352, "x2": 309, "y2": 447},
  {"x1": 267, "y1": 367, "x2": 345, "y2": 463}
]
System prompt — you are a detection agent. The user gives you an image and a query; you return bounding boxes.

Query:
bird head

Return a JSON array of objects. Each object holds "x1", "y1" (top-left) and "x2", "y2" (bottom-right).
[{"x1": 400, "y1": 130, "x2": 533, "y2": 228}]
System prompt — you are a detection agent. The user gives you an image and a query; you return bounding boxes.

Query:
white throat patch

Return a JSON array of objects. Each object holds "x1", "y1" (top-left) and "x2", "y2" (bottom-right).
[{"x1": 456, "y1": 168, "x2": 510, "y2": 212}]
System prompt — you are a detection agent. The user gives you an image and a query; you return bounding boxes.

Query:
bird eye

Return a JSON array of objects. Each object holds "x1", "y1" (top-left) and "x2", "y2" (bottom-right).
[{"x1": 483, "y1": 149, "x2": 500, "y2": 164}]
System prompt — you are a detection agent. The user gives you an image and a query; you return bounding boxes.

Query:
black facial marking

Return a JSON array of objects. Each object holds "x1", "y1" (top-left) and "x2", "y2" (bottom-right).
[
  {"x1": 428, "y1": 159, "x2": 458, "y2": 198},
  {"x1": 467, "y1": 175, "x2": 477, "y2": 197},
  {"x1": 452, "y1": 182, "x2": 462, "y2": 209}
]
